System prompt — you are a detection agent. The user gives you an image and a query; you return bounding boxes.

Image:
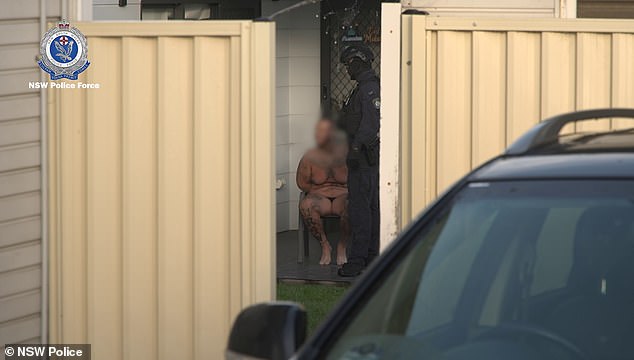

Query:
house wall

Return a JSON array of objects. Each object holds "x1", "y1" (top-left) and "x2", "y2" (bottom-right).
[
  {"x1": 47, "y1": 21, "x2": 275, "y2": 360},
  {"x1": 262, "y1": 0, "x2": 321, "y2": 232},
  {"x1": 399, "y1": 15, "x2": 634, "y2": 224}
]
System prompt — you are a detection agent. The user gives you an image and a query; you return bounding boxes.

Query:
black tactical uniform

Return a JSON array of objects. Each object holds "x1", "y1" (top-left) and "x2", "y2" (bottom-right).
[{"x1": 337, "y1": 44, "x2": 380, "y2": 277}]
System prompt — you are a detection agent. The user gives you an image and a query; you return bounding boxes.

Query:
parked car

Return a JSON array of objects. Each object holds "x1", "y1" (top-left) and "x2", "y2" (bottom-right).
[{"x1": 227, "y1": 109, "x2": 634, "y2": 360}]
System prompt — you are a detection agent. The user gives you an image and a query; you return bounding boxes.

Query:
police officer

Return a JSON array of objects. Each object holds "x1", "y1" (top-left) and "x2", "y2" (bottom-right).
[{"x1": 337, "y1": 44, "x2": 380, "y2": 277}]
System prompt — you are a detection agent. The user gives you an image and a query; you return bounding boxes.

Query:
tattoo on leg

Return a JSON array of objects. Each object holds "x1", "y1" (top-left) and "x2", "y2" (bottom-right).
[
  {"x1": 306, "y1": 218, "x2": 321, "y2": 242},
  {"x1": 301, "y1": 206, "x2": 322, "y2": 242},
  {"x1": 301, "y1": 200, "x2": 332, "y2": 265}
]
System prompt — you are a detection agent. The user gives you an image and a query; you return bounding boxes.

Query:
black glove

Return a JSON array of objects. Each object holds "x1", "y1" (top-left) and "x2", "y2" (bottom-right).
[{"x1": 347, "y1": 148, "x2": 362, "y2": 169}]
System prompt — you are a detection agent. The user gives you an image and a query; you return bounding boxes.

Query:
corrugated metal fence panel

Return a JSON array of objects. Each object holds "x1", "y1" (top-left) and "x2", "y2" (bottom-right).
[
  {"x1": 401, "y1": 16, "x2": 634, "y2": 223},
  {"x1": 47, "y1": 21, "x2": 275, "y2": 360},
  {"x1": 0, "y1": 0, "x2": 62, "y2": 352}
]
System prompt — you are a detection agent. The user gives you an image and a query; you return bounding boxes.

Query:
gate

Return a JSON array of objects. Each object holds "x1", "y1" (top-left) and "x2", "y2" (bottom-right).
[
  {"x1": 47, "y1": 21, "x2": 275, "y2": 360},
  {"x1": 399, "y1": 15, "x2": 634, "y2": 224}
]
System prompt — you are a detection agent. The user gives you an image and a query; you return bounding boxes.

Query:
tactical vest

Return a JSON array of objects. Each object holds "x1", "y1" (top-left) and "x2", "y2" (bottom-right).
[{"x1": 340, "y1": 85, "x2": 362, "y2": 137}]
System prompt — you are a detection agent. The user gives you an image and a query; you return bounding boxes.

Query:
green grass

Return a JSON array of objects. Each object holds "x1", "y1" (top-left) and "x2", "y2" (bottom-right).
[{"x1": 277, "y1": 282, "x2": 349, "y2": 334}]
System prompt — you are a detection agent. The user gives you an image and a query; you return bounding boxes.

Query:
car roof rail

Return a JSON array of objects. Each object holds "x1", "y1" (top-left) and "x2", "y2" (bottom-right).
[{"x1": 505, "y1": 108, "x2": 634, "y2": 155}]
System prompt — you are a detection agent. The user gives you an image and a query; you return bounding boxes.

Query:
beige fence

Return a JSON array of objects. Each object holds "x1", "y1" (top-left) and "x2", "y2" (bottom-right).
[
  {"x1": 47, "y1": 21, "x2": 275, "y2": 360},
  {"x1": 400, "y1": 15, "x2": 634, "y2": 223}
]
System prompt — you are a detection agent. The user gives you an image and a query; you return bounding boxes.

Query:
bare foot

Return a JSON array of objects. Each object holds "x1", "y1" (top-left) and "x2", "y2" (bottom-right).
[
  {"x1": 319, "y1": 241, "x2": 332, "y2": 265},
  {"x1": 336, "y1": 243, "x2": 347, "y2": 266}
]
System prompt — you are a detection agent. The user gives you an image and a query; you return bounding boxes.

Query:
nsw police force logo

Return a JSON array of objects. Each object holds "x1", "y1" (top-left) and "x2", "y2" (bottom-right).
[{"x1": 38, "y1": 20, "x2": 90, "y2": 80}]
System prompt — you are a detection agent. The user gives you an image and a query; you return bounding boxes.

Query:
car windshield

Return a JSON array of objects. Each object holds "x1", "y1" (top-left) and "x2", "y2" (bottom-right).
[{"x1": 326, "y1": 180, "x2": 634, "y2": 360}]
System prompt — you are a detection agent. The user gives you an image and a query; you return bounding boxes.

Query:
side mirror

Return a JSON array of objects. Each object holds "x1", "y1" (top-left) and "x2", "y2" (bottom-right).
[{"x1": 226, "y1": 302, "x2": 307, "y2": 360}]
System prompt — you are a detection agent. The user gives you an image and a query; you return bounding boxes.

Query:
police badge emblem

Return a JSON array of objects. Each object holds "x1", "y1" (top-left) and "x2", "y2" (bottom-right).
[{"x1": 38, "y1": 20, "x2": 90, "y2": 80}]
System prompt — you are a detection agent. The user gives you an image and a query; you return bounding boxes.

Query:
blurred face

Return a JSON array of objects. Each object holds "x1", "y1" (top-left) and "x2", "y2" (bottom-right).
[{"x1": 315, "y1": 120, "x2": 332, "y2": 147}]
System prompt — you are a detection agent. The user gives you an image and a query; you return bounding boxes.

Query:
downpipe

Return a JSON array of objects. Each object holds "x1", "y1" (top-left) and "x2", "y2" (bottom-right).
[{"x1": 39, "y1": 0, "x2": 49, "y2": 346}]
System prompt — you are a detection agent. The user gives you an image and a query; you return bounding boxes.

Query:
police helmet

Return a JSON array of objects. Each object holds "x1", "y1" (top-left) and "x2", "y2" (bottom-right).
[{"x1": 340, "y1": 44, "x2": 374, "y2": 65}]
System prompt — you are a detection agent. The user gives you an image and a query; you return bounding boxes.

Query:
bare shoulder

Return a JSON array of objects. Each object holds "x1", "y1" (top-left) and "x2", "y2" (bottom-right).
[{"x1": 303, "y1": 148, "x2": 325, "y2": 163}]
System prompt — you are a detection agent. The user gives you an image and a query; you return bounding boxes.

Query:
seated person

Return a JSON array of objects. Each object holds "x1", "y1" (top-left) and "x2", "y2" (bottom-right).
[{"x1": 297, "y1": 118, "x2": 350, "y2": 266}]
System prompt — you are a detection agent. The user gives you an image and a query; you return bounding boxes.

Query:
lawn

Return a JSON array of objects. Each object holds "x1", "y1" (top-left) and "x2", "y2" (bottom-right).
[{"x1": 277, "y1": 282, "x2": 349, "y2": 334}]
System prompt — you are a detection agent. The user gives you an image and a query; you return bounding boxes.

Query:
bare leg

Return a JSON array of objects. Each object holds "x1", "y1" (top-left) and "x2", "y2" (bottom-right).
[
  {"x1": 299, "y1": 194, "x2": 333, "y2": 265},
  {"x1": 333, "y1": 194, "x2": 350, "y2": 266}
]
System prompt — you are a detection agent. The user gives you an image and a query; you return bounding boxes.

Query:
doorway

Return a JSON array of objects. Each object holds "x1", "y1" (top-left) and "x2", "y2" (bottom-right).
[{"x1": 272, "y1": 0, "x2": 382, "y2": 282}]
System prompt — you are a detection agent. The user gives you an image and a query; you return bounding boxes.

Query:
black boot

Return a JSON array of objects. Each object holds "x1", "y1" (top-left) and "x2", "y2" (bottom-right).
[{"x1": 338, "y1": 260, "x2": 365, "y2": 277}]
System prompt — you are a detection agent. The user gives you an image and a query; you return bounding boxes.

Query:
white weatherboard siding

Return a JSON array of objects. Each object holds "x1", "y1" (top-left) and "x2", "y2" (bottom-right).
[
  {"x1": 0, "y1": 0, "x2": 62, "y2": 351},
  {"x1": 263, "y1": 0, "x2": 321, "y2": 232}
]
